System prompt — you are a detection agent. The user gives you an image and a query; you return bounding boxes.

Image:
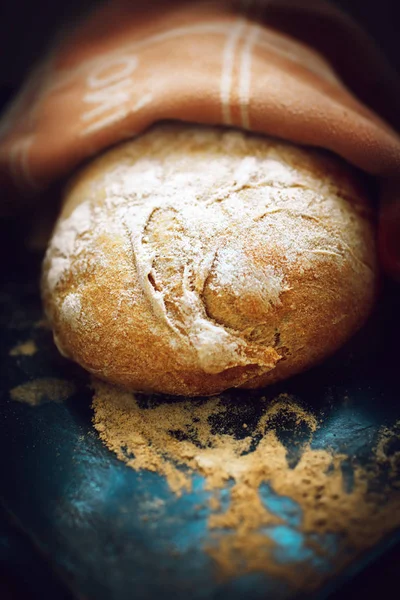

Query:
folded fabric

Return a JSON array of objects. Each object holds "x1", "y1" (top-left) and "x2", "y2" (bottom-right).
[{"x1": 0, "y1": 0, "x2": 399, "y2": 213}]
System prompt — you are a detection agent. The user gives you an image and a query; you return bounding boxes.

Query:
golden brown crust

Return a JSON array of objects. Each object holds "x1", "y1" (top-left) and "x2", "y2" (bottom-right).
[{"x1": 42, "y1": 123, "x2": 377, "y2": 395}]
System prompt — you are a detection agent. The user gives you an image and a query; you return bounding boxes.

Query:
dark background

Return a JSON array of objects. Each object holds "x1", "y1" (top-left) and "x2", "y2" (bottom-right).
[{"x1": 0, "y1": 1, "x2": 399, "y2": 599}]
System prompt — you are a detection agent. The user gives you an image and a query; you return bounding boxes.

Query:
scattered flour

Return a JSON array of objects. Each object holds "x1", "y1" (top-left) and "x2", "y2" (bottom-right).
[
  {"x1": 10, "y1": 378, "x2": 76, "y2": 406},
  {"x1": 9, "y1": 339, "x2": 38, "y2": 356}
]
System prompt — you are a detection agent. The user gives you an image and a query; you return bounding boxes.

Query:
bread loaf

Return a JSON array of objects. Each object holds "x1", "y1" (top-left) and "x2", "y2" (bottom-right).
[{"x1": 42, "y1": 124, "x2": 377, "y2": 395}]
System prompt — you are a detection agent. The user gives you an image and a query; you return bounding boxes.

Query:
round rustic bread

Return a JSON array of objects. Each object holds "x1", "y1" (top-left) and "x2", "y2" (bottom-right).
[{"x1": 42, "y1": 124, "x2": 377, "y2": 395}]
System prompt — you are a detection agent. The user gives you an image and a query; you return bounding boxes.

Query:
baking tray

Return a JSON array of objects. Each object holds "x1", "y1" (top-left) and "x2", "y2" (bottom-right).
[{"x1": 0, "y1": 225, "x2": 399, "y2": 600}]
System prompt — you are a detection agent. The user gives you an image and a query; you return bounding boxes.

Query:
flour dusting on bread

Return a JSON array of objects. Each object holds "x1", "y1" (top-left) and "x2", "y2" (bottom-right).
[{"x1": 42, "y1": 124, "x2": 377, "y2": 395}]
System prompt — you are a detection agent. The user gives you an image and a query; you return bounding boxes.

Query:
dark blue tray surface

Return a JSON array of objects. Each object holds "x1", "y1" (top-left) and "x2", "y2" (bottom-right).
[{"x1": 0, "y1": 248, "x2": 399, "y2": 600}]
